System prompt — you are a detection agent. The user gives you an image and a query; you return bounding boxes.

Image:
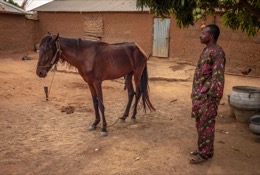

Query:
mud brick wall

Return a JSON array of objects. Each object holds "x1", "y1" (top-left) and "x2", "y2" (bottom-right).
[
  {"x1": 0, "y1": 14, "x2": 38, "y2": 56},
  {"x1": 170, "y1": 15, "x2": 260, "y2": 76},
  {"x1": 102, "y1": 12, "x2": 153, "y2": 55},
  {"x1": 1, "y1": 11, "x2": 259, "y2": 76},
  {"x1": 36, "y1": 12, "x2": 153, "y2": 56}
]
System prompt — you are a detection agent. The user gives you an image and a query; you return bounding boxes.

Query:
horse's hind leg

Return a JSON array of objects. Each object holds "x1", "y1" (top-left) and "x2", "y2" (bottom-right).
[
  {"x1": 131, "y1": 91, "x2": 141, "y2": 121},
  {"x1": 131, "y1": 73, "x2": 142, "y2": 121},
  {"x1": 120, "y1": 72, "x2": 135, "y2": 122}
]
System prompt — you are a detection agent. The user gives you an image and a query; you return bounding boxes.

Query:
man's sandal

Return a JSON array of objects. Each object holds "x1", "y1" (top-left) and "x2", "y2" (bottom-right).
[
  {"x1": 190, "y1": 150, "x2": 199, "y2": 156},
  {"x1": 190, "y1": 150, "x2": 213, "y2": 158},
  {"x1": 189, "y1": 155, "x2": 207, "y2": 164}
]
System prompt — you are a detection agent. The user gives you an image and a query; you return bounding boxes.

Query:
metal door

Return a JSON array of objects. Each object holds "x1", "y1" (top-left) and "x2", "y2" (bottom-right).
[{"x1": 152, "y1": 18, "x2": 170, "y2": 57}]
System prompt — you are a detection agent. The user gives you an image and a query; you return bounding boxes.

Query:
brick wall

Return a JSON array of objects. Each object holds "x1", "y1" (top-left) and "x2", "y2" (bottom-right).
[
  {"x1": 102, "y1": 12, "x2": 153, "y2": 55},
  {"x1": 169, "y1": 15, "x2": 260, "y2": 75},
  {"x1": 0, "y1": 13, "x2": 38, "y2": 55},
  {"x1": 36, "y1": 12, "x2": 153, "y2": 56},
  {"x1": 1, "y1": 11, "x2": 259, "y2": 76}
]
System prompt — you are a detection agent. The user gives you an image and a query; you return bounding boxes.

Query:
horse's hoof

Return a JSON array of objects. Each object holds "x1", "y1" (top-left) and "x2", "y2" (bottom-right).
[
  {"x1": 120, "y1": 118, "x2": 126, "y2": 123},
  {"x1": 101, "y1": 132, "x2": 107, "y2": 137},
  {"x1": 131, "y1": 118, "x2": 137, "y2": 123},
  {"x1": 88, "y1": 125, "x2": 96, "y2": 131}
]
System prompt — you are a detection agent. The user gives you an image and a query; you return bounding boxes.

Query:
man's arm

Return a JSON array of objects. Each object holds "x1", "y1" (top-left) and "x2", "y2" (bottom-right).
[{"x1": 207, "y1": 53, "x2": 225, "y2": 101}]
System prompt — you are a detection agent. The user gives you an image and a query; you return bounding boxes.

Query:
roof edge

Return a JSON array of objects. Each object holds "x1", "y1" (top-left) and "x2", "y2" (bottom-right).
[{"x1": 0, "y1": 0, "x2": 29, "y2": 14}]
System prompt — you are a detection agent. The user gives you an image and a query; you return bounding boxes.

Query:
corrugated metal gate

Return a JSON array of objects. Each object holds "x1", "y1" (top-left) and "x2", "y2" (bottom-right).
[{"x1": 152, "y1": 18, "x2": 170, "y2": 57}]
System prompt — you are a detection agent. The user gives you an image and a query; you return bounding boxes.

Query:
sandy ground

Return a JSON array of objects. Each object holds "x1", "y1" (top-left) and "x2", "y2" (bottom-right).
[{"x1": 0, "y1": 52, "x2": 260, "y2": 175}]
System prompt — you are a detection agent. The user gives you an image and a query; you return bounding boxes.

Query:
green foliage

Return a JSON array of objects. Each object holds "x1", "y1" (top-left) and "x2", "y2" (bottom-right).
[
  {"x1": 219, "y1": 0, "x2": 260, "y2": 36},
  {"x1": 4, "y1": 0, "x2": 20, "y2": 8},
  {"x1": 137, "y1": 0, "x2": 196, "y2": 28},
  {"x1": 222, "y1": 8, "x2": 260, "y2": 36},
  {"x1": 136, "y1": 0, "x2": 260, "y2": 37}
]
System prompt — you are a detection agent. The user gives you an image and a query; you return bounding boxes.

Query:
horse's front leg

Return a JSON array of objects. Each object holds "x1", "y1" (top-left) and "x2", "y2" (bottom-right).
[
  {"x1": 93, "y1": 81, "x2": 107, "y2": 136},
  {"x1": 88, "y1": 84, "x2": 100, "y2": 131}
]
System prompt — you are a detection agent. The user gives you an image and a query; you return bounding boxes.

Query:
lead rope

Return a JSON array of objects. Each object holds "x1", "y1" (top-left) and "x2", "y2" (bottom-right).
[
  {"x1": 96, "y1": 117, "x2": 121, "y2": 129},
  {"x1": 44, "y1": 41, "x2": 61, "y2": 101},
  {"x1": 48, "y1": 65, "x2": 57, "y2": 98},
  {"x1": 96, "y1": 113, "x2": 148, "y2": 128},
  {"x1": 44, "y1": 65, "x2": 57, "y2": 101}
]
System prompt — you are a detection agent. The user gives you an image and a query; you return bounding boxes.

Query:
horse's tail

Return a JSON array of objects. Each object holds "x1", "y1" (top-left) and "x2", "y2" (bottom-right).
[{"x1": 140, "y1": 65, "x2": 156, "y2": 112}]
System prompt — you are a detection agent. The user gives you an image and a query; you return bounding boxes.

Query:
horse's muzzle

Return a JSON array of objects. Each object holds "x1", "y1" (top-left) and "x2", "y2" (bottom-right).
[{"x1": 36, "y1": 68, "x2": 47, "y2": 78}]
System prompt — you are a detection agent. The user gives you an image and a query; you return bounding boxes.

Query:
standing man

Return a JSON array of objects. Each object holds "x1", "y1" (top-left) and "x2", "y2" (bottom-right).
[{"x1": 190, "y1": 24, "x2": 226, "y2": 164}]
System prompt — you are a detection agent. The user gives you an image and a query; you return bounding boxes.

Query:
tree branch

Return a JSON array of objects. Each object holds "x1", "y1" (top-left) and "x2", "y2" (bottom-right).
[{"x1": 239, "y1": 0, "x2": 260, "y2": 19}]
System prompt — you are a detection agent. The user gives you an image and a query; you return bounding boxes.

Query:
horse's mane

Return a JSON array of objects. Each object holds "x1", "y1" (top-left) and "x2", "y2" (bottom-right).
[
  {"x1": 58, "y1": 37, "x2": 81, "y2": 72},
  {"x1": 39, "y1": 35, "x2": 52, "y2": 46},
  {"x1": 59, "y1": 61, "x2": 78, "y2": 73}
]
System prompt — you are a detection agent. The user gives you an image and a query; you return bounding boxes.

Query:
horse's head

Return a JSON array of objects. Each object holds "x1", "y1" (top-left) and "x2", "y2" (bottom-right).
[{"x1": 36, "y1": 33, "x2": 61, "y2": 78}]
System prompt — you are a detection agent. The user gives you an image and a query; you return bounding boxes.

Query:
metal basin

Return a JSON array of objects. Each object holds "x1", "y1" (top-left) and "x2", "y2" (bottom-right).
[
  {"x1": 230, "y1": 86, "x2": 260, "y2": 110},
  {"x1": 249, "y1": 115, "x2": 260, "y2": 135}
]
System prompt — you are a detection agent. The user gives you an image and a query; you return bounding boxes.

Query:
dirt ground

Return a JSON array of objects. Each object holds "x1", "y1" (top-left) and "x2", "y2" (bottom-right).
[{"x1": 0, "y1": 52, "x2": 260, "y2": 175}]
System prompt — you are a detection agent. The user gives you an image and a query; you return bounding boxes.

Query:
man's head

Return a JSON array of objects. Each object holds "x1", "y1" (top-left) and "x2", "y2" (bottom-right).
[{"x1": 200, "y1": 24, "x2": 220, "y2": 44}]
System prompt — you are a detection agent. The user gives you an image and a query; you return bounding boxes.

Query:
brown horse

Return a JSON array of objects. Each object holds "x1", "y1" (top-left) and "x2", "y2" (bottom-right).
[{"x1": 36, "y1": 33, "x2": 155, "y2": 136}]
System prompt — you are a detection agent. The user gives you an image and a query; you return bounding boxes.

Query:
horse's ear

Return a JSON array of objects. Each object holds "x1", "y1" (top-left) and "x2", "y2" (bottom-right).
[
  {"x1": 51, "y1": 33, "x2": 59, "y2": 42},
  {"x1": 47, "y1": 32, "x2": 51, "y2": 35},
  {"x1": 53, "y1": 33, "x2": 59, "y2": 41}
]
